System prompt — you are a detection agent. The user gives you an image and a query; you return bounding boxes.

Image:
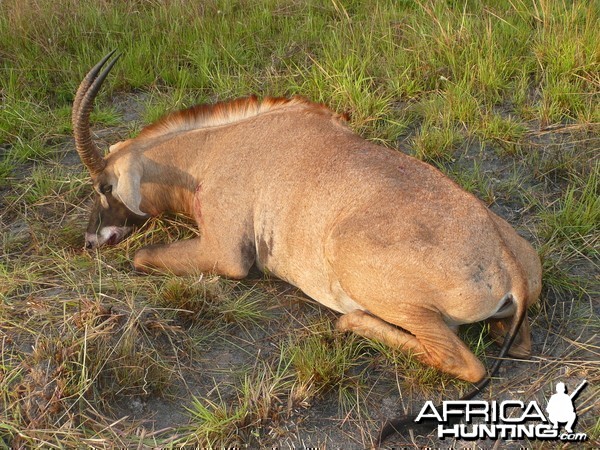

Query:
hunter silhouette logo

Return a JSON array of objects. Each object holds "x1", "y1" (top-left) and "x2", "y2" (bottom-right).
[
  {"x1": 414, "y1": 379, "x2": 589, "y2": 442},
  {"x1": 546, "y1": 380, "x2": 587, "y2": 434}
]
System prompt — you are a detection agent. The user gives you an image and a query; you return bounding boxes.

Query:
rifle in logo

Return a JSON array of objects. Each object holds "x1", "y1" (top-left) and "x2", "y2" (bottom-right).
[{"x1": 545, "y1": 380, "x2": 587, "y2": 434}]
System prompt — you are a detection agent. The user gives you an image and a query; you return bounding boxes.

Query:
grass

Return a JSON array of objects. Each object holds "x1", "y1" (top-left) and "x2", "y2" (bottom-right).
[
  {"x1": 1, "y1": 0, "x2": 598, "y2": 448},
  {"x1": 282, "y1": 321, "x2": 364, "y2": 402},
  {"x1": 541, "y1": 160, "x2": 599, "y2": 257},
  {"x1": 181, "y1": 356, "x2": 297, "y2": 447}
]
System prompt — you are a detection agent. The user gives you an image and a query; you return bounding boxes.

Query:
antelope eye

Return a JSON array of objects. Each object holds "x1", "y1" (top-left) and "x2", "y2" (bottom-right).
[{"x1": 100, "y1": 184, "x2": 113, "y2": 195}]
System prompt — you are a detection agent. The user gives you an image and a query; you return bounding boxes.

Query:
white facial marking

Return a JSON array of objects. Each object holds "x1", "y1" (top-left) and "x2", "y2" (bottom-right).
[
  {"x1": 85, "y1": 225, "x2": 133, "y2": 248},
  {"x1": 100, "y1": 226, "x2": 119, "y2": 242},
  {"x1": 100, "y1": 194, "x2": 109, "y2": 209}
]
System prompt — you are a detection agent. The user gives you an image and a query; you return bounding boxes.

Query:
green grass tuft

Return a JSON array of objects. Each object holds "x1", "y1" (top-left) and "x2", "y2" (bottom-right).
[{"x1": 540, "y1": 161, "x2": 599, "y2": 257}]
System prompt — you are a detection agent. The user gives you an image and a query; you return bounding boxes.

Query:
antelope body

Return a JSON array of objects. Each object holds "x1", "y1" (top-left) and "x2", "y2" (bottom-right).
[{"x1": 74, "y1": 53, "x2": 542, "y2": 439}]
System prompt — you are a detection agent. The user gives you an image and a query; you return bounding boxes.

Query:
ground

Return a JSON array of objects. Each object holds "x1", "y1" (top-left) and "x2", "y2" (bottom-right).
[{"x1": 1, "y1": 1, "x2": 598, "y2": 448}]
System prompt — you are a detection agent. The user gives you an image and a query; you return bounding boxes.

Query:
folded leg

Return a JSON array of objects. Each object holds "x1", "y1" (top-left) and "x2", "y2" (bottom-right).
[{"x1": 337, "y1": 309, "x2": 486, "y2": 382}]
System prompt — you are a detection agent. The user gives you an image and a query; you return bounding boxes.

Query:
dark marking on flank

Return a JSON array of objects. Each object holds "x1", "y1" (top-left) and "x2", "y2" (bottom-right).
[
  {"x1": 472, "y1": 263, "x2": 485, "y2": 283},
  {"x1": 256, "y1": 232, "x2": 274, "y2": 267},
  {"x1": 240, "y1": 239, "x2": 256, "y2": 267}
]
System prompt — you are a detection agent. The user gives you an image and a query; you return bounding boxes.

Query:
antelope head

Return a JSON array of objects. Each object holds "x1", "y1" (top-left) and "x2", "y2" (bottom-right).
[{"x1": 73, "y1": 51, "x2": 148, "y2": 249}]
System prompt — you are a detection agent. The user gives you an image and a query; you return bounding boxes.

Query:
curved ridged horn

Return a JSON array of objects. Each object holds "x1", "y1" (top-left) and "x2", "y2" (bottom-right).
[{"x1": 72, "y1": 50, "x2": 120, "y2": 178}]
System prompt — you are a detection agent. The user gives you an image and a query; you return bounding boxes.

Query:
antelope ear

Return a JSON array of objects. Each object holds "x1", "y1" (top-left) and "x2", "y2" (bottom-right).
[{"x1": 114, "y1": 161, "x2": 147, "y2": 216}]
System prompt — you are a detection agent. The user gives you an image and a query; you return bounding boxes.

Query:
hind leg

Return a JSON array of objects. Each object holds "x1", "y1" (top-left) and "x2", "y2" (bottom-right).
[
  {"x1": 337, "y1": 310, "x2": 486, "y2": 382},
  {"x1": 488, "y1": 315, "x2": 531, "y2": 358}
]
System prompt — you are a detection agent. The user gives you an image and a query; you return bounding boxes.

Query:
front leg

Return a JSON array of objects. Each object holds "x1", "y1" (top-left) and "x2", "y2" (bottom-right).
[{"x1": 133, "y1": 236, "x2": 253, "y2": 279}]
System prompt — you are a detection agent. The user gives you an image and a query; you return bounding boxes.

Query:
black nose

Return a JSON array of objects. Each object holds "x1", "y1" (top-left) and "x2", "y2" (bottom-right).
[{"x1": 85, "y1": 240, "x2": 93, "y2": 250}]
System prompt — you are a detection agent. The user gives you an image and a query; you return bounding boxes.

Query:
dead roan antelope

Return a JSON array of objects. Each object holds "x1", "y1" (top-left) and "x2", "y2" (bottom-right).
[{"x1": 74, "y1": 52, "x2": 542, "y2": 442}]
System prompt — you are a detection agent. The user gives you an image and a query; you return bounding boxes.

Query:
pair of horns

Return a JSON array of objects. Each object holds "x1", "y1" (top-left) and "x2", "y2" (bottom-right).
[{"x1": 72, "y1": 50, "x2": 120, "y2": 177}]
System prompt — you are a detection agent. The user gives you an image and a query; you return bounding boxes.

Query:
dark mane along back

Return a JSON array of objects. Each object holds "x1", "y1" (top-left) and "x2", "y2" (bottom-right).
[{"x1": 137, "y1": 95, "x2": 348, "y2": 139}]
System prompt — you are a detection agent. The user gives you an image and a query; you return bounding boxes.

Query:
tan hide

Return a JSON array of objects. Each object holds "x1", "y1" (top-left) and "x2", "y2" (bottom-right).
[{"x1": 93, "y1": 97, "x2": 542, "y2": 383}]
